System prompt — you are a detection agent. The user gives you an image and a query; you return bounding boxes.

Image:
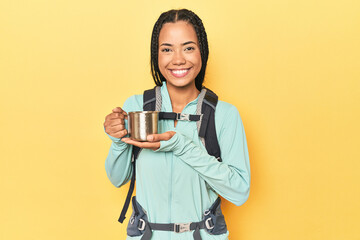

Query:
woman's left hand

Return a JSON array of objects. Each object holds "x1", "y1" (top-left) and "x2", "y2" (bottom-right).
[{"x1": 121, "y1": 131, "x2": 176, "y2": 150}]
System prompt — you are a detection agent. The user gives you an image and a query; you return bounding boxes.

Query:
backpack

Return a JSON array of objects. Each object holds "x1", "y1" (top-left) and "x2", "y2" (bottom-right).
[{"x1": 118, "y1": 86, "x2": 222, "y2": 223}]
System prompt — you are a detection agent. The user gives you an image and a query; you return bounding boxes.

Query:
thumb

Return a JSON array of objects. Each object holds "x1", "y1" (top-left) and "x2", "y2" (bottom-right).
[{"x1": 147, "y1": 131, "x2": 175, "y2": 142}]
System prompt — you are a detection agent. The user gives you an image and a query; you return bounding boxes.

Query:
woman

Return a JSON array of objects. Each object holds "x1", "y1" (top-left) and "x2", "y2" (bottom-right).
[{"x1": 104, "y1": 9, "x2": 250, "y2": 240}]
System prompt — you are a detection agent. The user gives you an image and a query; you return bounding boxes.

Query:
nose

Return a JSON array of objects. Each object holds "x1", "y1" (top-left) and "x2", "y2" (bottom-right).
[{"x1": 172, "y1": 50, "x2": 186, "y2": 65}]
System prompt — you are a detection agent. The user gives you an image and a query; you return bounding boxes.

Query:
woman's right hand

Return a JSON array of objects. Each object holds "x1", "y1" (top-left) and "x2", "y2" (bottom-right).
[{"x1": 104, "y1": 107, "x2": 128, "y2": 139}]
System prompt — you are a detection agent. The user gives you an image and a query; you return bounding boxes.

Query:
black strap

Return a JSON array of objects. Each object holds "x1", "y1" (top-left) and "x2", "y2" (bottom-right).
[
  {"x1": 119, "y1": 88, "x2": 155, "y2": 224},
  {"x1": 141, "y1": 224, "x2": 153, "y2": 240},
  {"x1": 140, "y1": 220, "x2": 206, "y2": 240},
  {"x1": 131, "y1": 195, "x2": 140, "y2": 215},
  {"x1": 135, "y1": 197, "x2": 220, "y2": 240},
  {"x1": 148, "y1": 221, "x2": 206, "y2": 232},
  {"x1": 119, "y1": 87, "x2": 155, "y2": 223},
  {"x1": 159, "y1": 112, "x2": 201, "y2": 121},
  {"x1": 209, "y1": 197, "x2": 221, "y2": 214},
  {"x1": 199, "y1": 88, "x2": 222, "y2": 161},
  {"x1": 143, "y1": 88, "x2": 156, "y2": 111},
  {"x1": 118, "y1": 157, "x2": 136, "y2": 223}
]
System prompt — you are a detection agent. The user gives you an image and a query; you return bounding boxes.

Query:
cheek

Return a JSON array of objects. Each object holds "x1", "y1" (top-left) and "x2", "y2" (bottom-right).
[
  {"x1": 194, "y1": 52, "x2": 202, "y2": 70},
  {"x1": 158, "y1": 54, "x2": 168, "y2": 70}
]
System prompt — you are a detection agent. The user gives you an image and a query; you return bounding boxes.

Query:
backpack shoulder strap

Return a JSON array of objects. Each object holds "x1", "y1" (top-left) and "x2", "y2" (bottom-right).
[
  {"x1": 197, "y1": 87, "x2": 222, "y2": 162},
  {"x1": 144, "y1": 86, "x2": 162, "y2": 111},
  {"x1": 118, "y1": 86, "x2": 162, "y2": 223},
  {"x1": 135, "y1": 86, "x2": 161, "y2": 159}
]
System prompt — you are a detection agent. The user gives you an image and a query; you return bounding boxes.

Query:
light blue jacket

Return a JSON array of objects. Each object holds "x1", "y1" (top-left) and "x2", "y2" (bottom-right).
[{"x1": 105, "y1": 82, "x2": 250, "y2": 240}]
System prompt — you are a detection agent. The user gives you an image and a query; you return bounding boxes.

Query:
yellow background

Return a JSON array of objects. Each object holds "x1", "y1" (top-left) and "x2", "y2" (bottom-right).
[{"x1": 1, "y1": 0, "x2": 359, "y2": 239}]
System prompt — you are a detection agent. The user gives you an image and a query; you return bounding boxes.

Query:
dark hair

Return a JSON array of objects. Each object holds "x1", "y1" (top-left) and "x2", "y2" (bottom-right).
[{"x1": 150, "y1": 9, "x2": 209, "y2": 91}]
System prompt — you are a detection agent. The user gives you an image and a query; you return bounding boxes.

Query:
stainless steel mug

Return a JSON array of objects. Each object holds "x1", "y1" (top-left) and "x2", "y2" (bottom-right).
[{"x1": 128, "y1": 111, "x2": 159, "y2": 141}]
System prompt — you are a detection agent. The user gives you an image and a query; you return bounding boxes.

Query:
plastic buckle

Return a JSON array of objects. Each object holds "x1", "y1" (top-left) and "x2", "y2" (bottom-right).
[
  {"x1": 176, "y1": 113, "x2": 190, "y2": 121},
  {"x1": 205, "y1": 218, "x2": 214, "y2": 230},
  {"x1": 204, "y1": 209, "x2": 211, "y2": 216},
  {"x1": 130, "y1": 216, "x2": 135, "y2": 224},
  {"x1": 137, "y1": 219, "x2": 146, "y2": 231},
  {"x1": 174, "y1": 223, "x2": 191, "y2": 233}
]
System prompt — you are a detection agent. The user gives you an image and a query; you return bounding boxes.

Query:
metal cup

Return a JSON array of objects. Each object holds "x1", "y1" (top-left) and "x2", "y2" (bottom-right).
[{"x1": 128, "y1": 111, "x2": 159, "y2": 141}]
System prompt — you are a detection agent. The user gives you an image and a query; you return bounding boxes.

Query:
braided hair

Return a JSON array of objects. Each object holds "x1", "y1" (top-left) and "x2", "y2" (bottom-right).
[{"x1": 150, "y1": 9, "x2": 209, "y2": 91}]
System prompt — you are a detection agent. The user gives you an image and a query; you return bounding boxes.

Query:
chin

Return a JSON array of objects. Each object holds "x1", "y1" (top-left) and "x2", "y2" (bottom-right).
[{"x1": 167, "y1": 80, "x2": 194, "y2": 89}]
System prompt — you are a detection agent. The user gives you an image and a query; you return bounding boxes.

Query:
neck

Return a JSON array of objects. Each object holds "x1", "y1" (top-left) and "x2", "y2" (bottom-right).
[{"x1": 166, "y1": 83, "x2": 200, "y2": 113}]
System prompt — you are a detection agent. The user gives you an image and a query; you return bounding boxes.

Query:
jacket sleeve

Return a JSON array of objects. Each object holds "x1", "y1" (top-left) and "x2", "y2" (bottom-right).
[
  {"x1": 156, "y1": 104, "x2": 250, "y2": 206},
  {"x1": 104, "y1": 95, "x2": 141, "y2": 188}
]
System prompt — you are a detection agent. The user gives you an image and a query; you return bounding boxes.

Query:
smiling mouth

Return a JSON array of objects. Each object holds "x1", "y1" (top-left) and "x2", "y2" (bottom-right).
[{"x1": 169, "y1": 68, "x2": 191, "y2": 78}]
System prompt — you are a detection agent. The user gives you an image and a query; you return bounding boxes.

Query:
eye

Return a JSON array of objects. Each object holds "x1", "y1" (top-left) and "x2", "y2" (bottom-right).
[
  {"x1": 161, "y1": 48, "x2": 171, "y2": 53},
  {"x1": 185, "y1": 46, "x2": 195, "y2": 51}
]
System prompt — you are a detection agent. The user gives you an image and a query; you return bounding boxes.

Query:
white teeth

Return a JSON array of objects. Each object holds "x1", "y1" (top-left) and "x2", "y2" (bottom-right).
[{"x1": 172, "y1": 69, "x2": 188, "y2": 74}]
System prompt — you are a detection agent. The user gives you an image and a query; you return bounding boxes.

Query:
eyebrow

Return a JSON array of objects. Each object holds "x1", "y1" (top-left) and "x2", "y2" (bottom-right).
[{"x1": 160, "y1": 41, "x2": 197, "y2": 47}]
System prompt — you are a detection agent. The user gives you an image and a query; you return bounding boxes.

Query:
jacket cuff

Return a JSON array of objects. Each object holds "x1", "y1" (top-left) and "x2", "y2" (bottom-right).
[
  {"x1": 104, "y1": 126, "x2": 128, "y2": 148},
  {"x1": 155, "y1": 131, "x2": 201, "y2": 158},
  {"x1": 155, "y1": 132, "x2": 180, "y2": 152}
]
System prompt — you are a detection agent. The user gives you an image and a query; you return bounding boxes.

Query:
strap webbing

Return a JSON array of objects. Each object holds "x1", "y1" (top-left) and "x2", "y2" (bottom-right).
[
  {"x1": 118, "y1": 159, "x2": 136, "y2": 223},
  {"x1": 159, "y1": 112, "x2": 201, "y2": 121},
  {"x1": 137, "y1": 197, "x2": 221, "y2": 240},
  {"x1": 140, "y1": 221, "x2": 206, "y2": 240},
  {"x1": 210, "y1": 196, "x2": 221, "y2": 214},
  {"x1": 148, "y1": 221, "x2": 206, "y2": 232},
  {"x1": 143, "y1": 88, "x2": 156, "y2": 111},
  {"x1": 198, "y1": 88, "x2": 221, "y2": 161},
  {"x1": 118, "y1": 87, "x2": 158, "y2": 224}
]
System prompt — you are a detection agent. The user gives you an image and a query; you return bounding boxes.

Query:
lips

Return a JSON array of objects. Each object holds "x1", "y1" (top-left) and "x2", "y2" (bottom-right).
[{"x1": 169, "y1": 68, "x2": 191, "y2": 78}]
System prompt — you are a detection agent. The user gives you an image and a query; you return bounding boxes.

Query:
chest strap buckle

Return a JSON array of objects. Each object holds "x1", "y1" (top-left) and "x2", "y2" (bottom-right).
[
  {"x1": 176, "y1": 113, "x2": 190, "y2": 121},
  {"x1": 174, "y1": 222, "x2": 192, "y2": 233}
]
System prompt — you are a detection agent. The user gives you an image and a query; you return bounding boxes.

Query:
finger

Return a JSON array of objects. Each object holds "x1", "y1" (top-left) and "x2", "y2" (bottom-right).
[
  {"x1": 147, "y1": 131, "x2": 176, "y2": 142},
  {"x1": 104, "y1": 118, "x2": 124, "y2": 128},
  {"x1": 112, "y1": 107, "x2": 128, "y2": 116},
  {"x1": 108, "y1": 124, "x2": 125, "y2": 132},
  {"x1": 105, "y1": 113, "x2": 113, "y2": 121},
  {"x1": 105, "y1": 113, "x2": 117, "y2": 121},
  {"x1": 112, "y1": 107, "x2": 124, "y2": 113},
  {"x1": 109, "y1": 129, "x2": 127, "y2": 138},
  {"x1": 109, "y1": 118, "x2": 125, "y2": 126},
  {"x1": 121, "y1": 138, "x2": 160, "y2": 150},
  {"x1": 106, "y1": 112, "x2": 127, "y2": 121}
]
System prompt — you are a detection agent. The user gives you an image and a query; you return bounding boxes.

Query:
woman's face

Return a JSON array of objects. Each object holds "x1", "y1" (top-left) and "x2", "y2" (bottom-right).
[{"x1": 158, "y1": 21, "x2": 202, "y2": 90}]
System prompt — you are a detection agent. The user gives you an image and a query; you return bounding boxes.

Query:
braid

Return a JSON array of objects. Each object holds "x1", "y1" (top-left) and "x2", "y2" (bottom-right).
[
  {"x1": 150, "y1": 9, "x2": 210, "y2": 90},
  {"x1": 150, "y1": 19, "x2": 163, "y2": 86}
]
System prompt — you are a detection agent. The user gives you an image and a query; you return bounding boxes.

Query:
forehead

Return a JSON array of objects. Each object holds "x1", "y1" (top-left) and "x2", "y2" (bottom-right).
[{"x1": 159, "y1": 21, "x2": 198, "y2": 44}]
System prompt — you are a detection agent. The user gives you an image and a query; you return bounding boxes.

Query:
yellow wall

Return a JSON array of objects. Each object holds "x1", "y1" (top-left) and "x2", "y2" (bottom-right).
[{"x1": 1, "y1": 0, "x2": 359, "y2": 239}]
